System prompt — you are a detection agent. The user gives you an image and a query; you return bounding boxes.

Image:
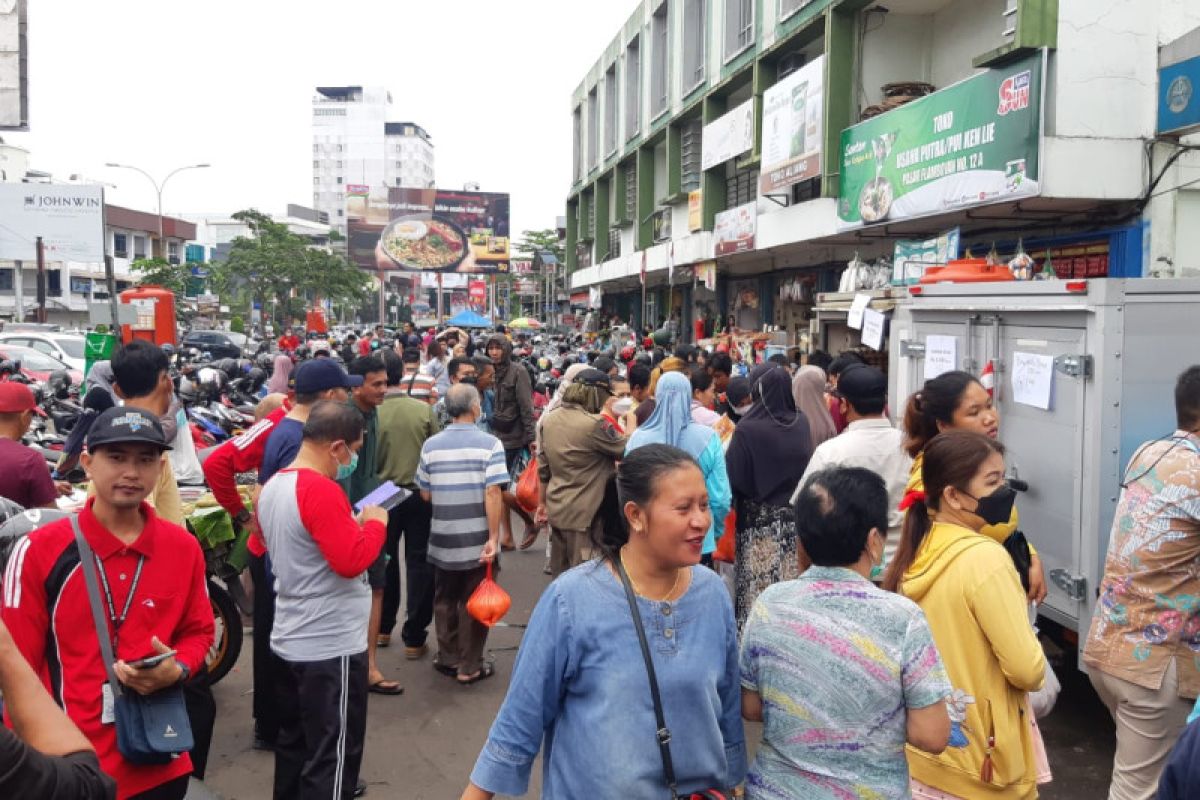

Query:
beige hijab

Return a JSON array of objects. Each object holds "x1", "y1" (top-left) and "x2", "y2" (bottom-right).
[{"x1": 792, "y1": 365, "x2": 837, "y2": 448}]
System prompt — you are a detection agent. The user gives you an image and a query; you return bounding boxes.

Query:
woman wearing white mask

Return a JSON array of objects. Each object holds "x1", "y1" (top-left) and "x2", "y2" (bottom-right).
[{"x1": 626, "y1": 371, "x2": 732, "y2": 568}]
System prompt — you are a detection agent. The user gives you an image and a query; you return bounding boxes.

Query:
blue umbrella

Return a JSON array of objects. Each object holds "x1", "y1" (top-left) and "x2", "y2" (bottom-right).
[{"x1": 445, "y1": 309, "x2": 493, "y2": 328}]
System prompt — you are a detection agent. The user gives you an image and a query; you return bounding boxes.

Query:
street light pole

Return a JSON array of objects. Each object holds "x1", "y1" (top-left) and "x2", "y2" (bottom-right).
[{"x1": 105, "y1": 162, "x2": 210, "y2": 260}]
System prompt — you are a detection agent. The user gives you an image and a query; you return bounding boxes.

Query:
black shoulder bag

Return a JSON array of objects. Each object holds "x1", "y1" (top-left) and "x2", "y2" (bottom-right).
[
  {"x1": 615, "y1": 560, "x2": 729, "y2": 800},
  {"x1": 72, "y1": 516, "x2": 194, "y2": 765}
]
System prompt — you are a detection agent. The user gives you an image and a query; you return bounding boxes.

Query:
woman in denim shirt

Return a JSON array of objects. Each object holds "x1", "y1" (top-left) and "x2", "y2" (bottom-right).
[{"x1": 462, "y1": 445, "x2": 748, "y2": 799}]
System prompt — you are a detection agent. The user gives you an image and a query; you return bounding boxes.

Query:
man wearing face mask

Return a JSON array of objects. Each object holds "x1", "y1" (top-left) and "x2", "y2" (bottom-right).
[
  {"x1": 259, "y1": 401, "x2": 387, "y2": 800},
  {"x1": 791, "y1": 364, "x2": 910, "y2": 575}
]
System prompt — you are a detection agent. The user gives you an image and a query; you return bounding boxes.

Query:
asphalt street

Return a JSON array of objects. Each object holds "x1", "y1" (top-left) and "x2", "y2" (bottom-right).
[{"x1": 201, "y1": 538, "x2": 1117, "y2": 800}]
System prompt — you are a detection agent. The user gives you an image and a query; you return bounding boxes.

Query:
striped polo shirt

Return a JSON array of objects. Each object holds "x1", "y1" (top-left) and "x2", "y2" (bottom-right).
[{"x1": 415, "y1": 423, "x2": 508, "y2": 570}]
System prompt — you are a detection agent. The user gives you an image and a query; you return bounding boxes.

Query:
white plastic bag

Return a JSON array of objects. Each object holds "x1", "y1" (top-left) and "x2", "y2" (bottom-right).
[{"x1": 1027, "y1": 603, "x2": 1061, "y2": 718}]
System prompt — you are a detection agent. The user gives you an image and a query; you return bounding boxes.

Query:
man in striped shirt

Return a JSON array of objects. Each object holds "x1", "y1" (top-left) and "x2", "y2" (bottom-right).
[{"x1": 415, "y1": 383, "x2": 507, "y2": 685}]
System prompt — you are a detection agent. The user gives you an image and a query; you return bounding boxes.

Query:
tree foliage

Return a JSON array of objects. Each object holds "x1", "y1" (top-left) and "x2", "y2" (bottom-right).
[
  {"x1": 130, "y1": 257, "x2": 190, "y2": 297},
  {"x1": 209, "y1": 209, "x2": 372, "y2": 324},
  {"x1": 513, "y1": 229, "x2": 565, "y2": 264}
]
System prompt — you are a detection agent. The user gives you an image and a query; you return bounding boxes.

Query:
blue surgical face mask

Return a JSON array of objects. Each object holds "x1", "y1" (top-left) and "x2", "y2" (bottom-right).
[{"x1": 335, "y1": 444, "x2": 359, "y2": 480}]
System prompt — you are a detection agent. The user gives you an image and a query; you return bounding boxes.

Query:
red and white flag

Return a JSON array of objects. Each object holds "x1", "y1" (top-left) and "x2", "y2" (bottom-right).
[{"x1": 980, "y1": 360, "x2": 995, "y2": 398}]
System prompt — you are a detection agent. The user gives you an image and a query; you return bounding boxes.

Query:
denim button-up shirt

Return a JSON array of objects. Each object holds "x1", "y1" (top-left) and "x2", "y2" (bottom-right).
[{"x1": 470, "y1": 560, "x2": 747, "y2": 797}]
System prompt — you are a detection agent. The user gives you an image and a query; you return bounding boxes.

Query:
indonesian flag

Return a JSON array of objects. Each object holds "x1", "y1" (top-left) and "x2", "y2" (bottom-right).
[{"x1": 980, "y1": 360, "x2": 995, "y2": 398}]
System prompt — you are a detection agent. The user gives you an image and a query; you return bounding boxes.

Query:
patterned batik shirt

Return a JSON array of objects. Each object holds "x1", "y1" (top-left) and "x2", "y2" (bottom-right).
[
  {"x1": 1084, "y1": 432, "x2": 1200, "y2": 698},
  {"x1": 739, "y1": 566, "x2": 950, "y2": 799}
]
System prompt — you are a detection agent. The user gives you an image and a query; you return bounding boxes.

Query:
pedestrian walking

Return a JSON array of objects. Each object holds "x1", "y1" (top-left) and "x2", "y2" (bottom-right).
[
  {"x1": 535, "y1": 369, "x2": 628, "y2": 575},
  {"x1": 485, "y1": 335, "x2": 535, "y2": 472},
  {"x1": 1084, "y1": 365, "x2": 1200, "y2": 800},
  {"x1": 374, "y1": 350, "x2": 441, "y2": 659},
  {"x1": 885, "y1": 432, "x2": 1046, "y2": 799},
  {"x1": 2, "y1": 406, "x2": 214, "y2": 800},
  {"x1": 627, "y1": 371, "x2": 730, "y2": 566},
  {"x1": 258, "y1": 401, "x2": 387, "y2": 800},
  {"x1": 462, "y1": 445, "x2": 747, "y2": 798},
  {"x1": 741, "y1": 467, "x2": 950, "y2": 799},
  {"x1": 415, "y1": 384, "x2": 507, "y2": 684},
  {"x1": 725, "y1": 363, "x2": 813, "y2": 629}
]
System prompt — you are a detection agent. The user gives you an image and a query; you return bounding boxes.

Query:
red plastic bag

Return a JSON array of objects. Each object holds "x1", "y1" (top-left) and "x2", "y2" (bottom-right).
[
  {"x1": 467, "y1": 562, "x2": 511, "y2": 627},
  {"x1": 515, "y1": 457, "x2": 539, "y2": 515}
]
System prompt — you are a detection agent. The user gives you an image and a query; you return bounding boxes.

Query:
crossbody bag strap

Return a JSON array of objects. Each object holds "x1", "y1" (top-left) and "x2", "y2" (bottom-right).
[
  {"x1": 70, "y1": 515, "x2": 123, "y2": 698},
  {"x1": 616, "y1": 559, "x2": 679, "y2": 800}
]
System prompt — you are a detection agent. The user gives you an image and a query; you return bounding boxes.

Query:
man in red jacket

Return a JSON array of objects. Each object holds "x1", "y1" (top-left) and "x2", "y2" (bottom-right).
[
  {"x1": 2, "y1": 406, "x2": 214, "y2": 800},
  {"x1": 277, "y1": 327, "x2": 301, "y2": 354}
]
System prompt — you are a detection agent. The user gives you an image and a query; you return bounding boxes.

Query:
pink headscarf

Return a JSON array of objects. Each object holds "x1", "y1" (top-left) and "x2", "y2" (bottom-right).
[{"x1": 266, "y1": 354, "x2": 293, "y2": 395}]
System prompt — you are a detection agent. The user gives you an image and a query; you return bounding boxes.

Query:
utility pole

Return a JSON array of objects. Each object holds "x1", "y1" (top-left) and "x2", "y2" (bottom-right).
[{"x1": 35, "y1": 237, "x2": 46, "y2": 323}]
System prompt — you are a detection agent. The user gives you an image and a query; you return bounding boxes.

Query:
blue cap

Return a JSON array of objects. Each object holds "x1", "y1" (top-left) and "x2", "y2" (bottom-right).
[{"x1": 293, "y1": 359, "x2": 363, "y2": 394}]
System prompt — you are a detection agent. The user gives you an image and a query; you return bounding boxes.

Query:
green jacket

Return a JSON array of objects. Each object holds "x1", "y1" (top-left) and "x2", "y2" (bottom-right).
[
  {"x1": 375, "y1": 391, "x2": 441, "y2": 489},
  {"x1": 338, "y1": 401, "x2": 381, "y2": 505}
]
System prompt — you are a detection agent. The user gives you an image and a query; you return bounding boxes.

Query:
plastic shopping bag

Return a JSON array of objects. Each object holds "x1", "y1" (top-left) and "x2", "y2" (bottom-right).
[
  {"x1": 1028, "y1": 603, "x2": 1061, "y2": 718},
  {"x1": 467, "y1": 561, "x2": 511, "y2": 628},
  {"x1": 515, "y1": 457, "x2": 539, "y2": 515}
]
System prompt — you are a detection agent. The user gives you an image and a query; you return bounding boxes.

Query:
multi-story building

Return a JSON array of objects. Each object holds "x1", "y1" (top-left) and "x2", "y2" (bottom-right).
[
  {"x1": 312, "y1": 86, "x2": 434, "y2": 235},
  {"x1": 566, "y1": 0, "x2": 1200, "y2": 347},
  {"x1": 186, "y1": 204, "x2": 332, "y2": 264}
]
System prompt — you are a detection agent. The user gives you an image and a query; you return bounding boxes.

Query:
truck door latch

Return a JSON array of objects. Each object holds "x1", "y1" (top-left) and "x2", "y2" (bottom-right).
[{"x1": 1049, "y1": 569, "x2": 1087, "y2": 601}]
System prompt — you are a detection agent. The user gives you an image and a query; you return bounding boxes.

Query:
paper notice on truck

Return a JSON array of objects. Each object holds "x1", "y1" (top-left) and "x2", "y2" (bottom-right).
[
  {"x1": 1011, "y1": 351, "x2": 1054, "y2": 410},
  {"x1": 848, "y1": 293, "x2": 872, "y2": 329},
  {"x1": 924, "y1": 335, "x2": 958, "y2": 379}
]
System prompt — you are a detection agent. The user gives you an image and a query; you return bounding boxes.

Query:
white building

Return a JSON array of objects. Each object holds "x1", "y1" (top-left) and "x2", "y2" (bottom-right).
[
  {"x1": 312, "y1": 86, "x2": 434, "y2": 234},
  {"x1": 186, "y1": 204, "x2": 333, "y2": 263}
]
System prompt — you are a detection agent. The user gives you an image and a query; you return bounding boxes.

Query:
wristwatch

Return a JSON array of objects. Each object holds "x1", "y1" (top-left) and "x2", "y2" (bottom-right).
[{"x1": 234, "y1": 509, "x2": 253, "y2": 527}]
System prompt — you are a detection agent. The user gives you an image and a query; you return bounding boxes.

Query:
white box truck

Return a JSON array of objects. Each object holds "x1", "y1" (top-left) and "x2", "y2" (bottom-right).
[{"x1": 888, "y1": 278, "x2": 1200, "y2": 664}]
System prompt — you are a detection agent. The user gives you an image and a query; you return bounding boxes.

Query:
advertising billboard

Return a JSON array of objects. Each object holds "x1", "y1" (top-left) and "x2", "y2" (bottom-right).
[
  {"x1": 702, "y1": 98, "x2": 754, "y2": 171},
  {"x1": 714, "y1": 201, "x2": 757, "y2": 256},
  {"x1": 760, "y1": 55, "x2": 825, "y2": 194},
  {"x1": 0, "y1": 183, "x2": 104, "y2": 261},
  {"x1": 838, "y1": 51, "x2": 1042, "y2": 230},
  {"x1": 347, "y1": 187, "x2": 510, "y2": 273}
]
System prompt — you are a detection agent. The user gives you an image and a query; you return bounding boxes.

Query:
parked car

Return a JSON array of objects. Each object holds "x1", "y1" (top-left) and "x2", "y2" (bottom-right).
[
  {"x1": 0, "y1": 344, "x2": 83, "y2": 387},
  {"x1": 0, "y1": 332, "x2": 86, "y2": 373},
  {"x1": 181, "y1": 330, "x2": 247, "y2": 360}
]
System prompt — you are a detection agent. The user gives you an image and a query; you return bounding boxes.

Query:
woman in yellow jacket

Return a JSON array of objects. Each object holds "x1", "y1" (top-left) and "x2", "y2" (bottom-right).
[
  {"x1": 896, "y1": 370, "x2": 1047, "y2": 603},
  {"x1": 884, "y1": 431, "x2": 1046, "y2": 798}
]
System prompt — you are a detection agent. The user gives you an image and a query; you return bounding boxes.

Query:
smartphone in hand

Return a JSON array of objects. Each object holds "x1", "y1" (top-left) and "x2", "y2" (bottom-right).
[{"x1": 130, "y1": 649, "x2": 177, "y2": 670}]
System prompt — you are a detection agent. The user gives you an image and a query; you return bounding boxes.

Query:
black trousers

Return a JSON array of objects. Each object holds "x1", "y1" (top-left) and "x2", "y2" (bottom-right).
[
  {"x1": 273, "y1": 651, "x2": 369, "y2": 800},
  {"x1": 250, "y1": 552, "x2": 284, "y2": 743},
  {"x1": 182, "y1": 664, "x2": 215, "y2": 779},
  {"x1": 128, "y1": 774, "x2": 189, "y2": 800},
  {"x1": 380, "y1": 492, "x2": 435, "y2": 647}
]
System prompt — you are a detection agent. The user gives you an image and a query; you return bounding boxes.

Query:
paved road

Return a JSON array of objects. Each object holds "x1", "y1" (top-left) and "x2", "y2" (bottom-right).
[{"x1": 202, "y1": 541, "x2": 1116, "y2": 799}]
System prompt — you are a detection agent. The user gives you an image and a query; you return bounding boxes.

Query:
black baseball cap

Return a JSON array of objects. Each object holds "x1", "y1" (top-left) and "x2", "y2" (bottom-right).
[
  {"x1": 574, "y1": 368, "x2": 612, "y2": 390},
  {"x1": 725, "y1": 377, "x2": 752, "y2": 407},
  {"x1": 294, "y1": 359, "x2": 363, "y2": 394},
  {"x1": 833, "y1": 364, "x2": 887, "y2": 403},
  {"x1": 86, "y1": 406, "x2": 172, "y2": 451}
]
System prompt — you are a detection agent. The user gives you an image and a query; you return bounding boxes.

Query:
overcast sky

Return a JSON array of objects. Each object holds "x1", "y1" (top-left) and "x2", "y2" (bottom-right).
[{"x1": 7, "y1": 0, "x2": 633, "y2": 238}]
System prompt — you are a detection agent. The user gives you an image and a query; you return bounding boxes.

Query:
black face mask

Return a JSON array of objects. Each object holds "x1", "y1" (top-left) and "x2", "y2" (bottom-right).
[
  {"x1": 964, "y1": 483, "x2": 1017, "y2": 527},
  {"x1": 460, "y1": 375, "x2": 479, "y2": 385}
]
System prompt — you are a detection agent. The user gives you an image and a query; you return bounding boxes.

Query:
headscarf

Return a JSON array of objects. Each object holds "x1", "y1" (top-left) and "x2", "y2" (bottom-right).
[
  {"x1": 628, "y1": 372, "x2": 714, "y2": 458},
  {"x1": 726, "y1": 363, "x2": 813, "y2": 506},
  {"x1": 792, "y1": 365, "x2": 837, "y2": 448},
  {"x1": 538, "y1": 363, "x2": 588, "y2": 431},
  {"x1": 267, "y1": 354, "x2": 293, "y2": 395}
]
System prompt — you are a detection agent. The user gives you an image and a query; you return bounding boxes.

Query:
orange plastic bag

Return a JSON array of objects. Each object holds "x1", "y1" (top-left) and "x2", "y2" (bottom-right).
[
  {"x1": 467, "y1": 562, "x2": 511, "y2": 627},
  {"x1": 514, "y1": 457, "x2": 539, "y2": 515}
]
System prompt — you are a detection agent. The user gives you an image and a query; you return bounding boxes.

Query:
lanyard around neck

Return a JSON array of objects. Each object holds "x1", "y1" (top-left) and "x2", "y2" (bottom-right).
[{"x1": 91, "y1": 552, "x2": 146, "y2": 648}]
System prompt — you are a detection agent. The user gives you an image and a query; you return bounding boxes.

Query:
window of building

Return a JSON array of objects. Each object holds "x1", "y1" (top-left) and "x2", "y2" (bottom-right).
[
  {"x1": 573, "y1": 106, "x2": 583, "y2": 182},
  {"x1": 725, "y1": 0, "x2": 754, "y2": 61},
  {"x1": 587, "y1": 86, "x2": 599, "y2": 169},
  {"x1": 47, "y1": 270, "x2": 61, "y2": 294},
  {"x1": 779, "y1": 0, "x2": 813, "y2": 20},
  {"x1": 608, "y1": 228, "x2": 622, "y2": 260},
  {"x1": 338, "y1": 209, "x2": 344, "y2": 217},
  {"x1": 396, "y1": 178, "x2": 402, "y2": 186},
  {"x1": 0, "y1": 269, "x2": 12, "y2": 291},
  {"x1": 725, "y1": 165, "x2": 759, "y2": 207},
  {"x1": 313, "y1": 159, "x2": 319, "y2": 168},
  {"x1": 680, "y1": 118, "x2": 703, "y2": 193},
  {"x1": 683, "y1": 0, "x2": 706, "y2": 92},
  {"x1": 625, "y1": 160, "x2": 637, "y2": 220},
  {"x1": 651, "y1": 2, "x2": 670, "y2": 117},
  {"x1": 167, "y1": 241, "x2": 180, "y2": 265},
  {"x1": 336, "y1": 177, "x2": 343, "y2": 184},
  {"x1": 313, "y1": 144, "x2": 319, "y2": 152},
  {"x1": 133, "y1": 236, "x2": 146, "y2": 259},
  {"x1": 336, "y1": 160, "x2": 343, "y2": 168},
  {"x1": 113, "y1": 233, "x2": 127, "y2": 258},
  {"x1": 604, "y1": 64, "x2": 618, "y2": 157},
  {"x1": 313, "y1": 177, "x2": 320, "y2": 184},
  {"x1": 625, "y1": 36, "x2": 641, "y2": 140}
]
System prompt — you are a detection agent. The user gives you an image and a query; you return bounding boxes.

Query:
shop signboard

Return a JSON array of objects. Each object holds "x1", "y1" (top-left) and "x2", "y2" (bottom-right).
[
  {"x1": 688, "y1": 191, "x2": 703, "y2": 232},
  {"x1": 1159, "y1": 54, "x2": 1200, "y2": 135},
  {"x1": 893, "y1": 228, "x2": 961, "y2": 285},
  {"x1": 651, "y1": 208, "x2": 672, "y2": 243},
  {"x1": 346, "y1": 187, "x2": 511, "y2": 273},
  {"x1": 760, "y1": 55, "x2": 825, "y2": 194},
  {"x1": 714, "y1": 202, "x2": 757, "y2": 256},
  {"x1": 838, "y1": 51, "x2": 1043, "y2": 230},
  {"x1": 468, "y1": 279, "x2": 487, "y2": 314},
  {"x1": 0, "y1": 184, "x2": 104, "y2": 261},
  {"x1": 702, "y1": 98, "x2": 755, "y2": 171}
]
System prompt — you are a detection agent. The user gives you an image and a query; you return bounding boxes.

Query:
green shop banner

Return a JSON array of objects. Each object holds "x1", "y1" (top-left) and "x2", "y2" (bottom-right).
[{"x1": 838, "y1": 51, "x2": 1043, "y2": 230}]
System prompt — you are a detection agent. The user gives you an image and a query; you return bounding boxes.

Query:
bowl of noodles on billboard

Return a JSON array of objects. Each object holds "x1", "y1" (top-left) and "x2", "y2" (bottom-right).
[{"x1": 379, "y1": 215, "x2": 469, "y2": 271}]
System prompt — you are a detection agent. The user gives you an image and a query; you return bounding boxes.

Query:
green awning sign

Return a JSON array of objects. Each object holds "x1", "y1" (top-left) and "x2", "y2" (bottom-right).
[{"x1": 838, "y1": 51, "x2": 1043, "y2": 230}]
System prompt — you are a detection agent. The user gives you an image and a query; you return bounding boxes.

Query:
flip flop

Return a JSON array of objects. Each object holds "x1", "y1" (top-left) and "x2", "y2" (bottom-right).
[
  {"x1": 368, "y1": 679, "x2": 404, "y2": 695},
  {"x1": 518, "y1": 525, "x2": 540, "y2": 550},
  {"x1": 457, "y1": 662, "x2": 495, "y2": 685},
  {"x1": 500, "y1": 542, "x2": 516, "y2": 552},
  {"x1": 432, "y1": 659, "x2": 458, "y2": 677}
]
